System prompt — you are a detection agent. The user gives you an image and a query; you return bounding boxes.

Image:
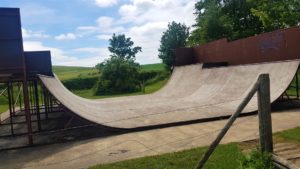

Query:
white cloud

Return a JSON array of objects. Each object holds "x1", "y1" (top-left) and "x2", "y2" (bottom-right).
[
  {"x1": 118, "y1": 0, "x2": 197, "y2": 64},
  {"x1": 23, "y1": 41, "x2": 76, "y2": 65},
  {"x1": 74, "y1": 47, "x2": 109, "y2": 54},
  {"x1": 94, "y1": 0, "x2": 118, "y2": 8},
  {"x1": 95, "y1": 16, "x2": 125, "y2": 33},
  {"x1": 96, "y1": 34, "x2": 112, "y2": 40},
  {"x1": 22, "y1": 28, "x2": 51, "y2": 39},
  {"x1": 96, "y1": 16, "x2": 114, "y2": 28},
  {"x1": 118, "y1": 0, "x2": 196, "y2": 26},
  {"x1": 23, "y1": 41, "x2": 106, "y2": 67},
  {"x1": 76, "y1": 0, "x2": 196, "y2": 65},
  {"x1": 55, "y1": 33, "x2": 77, "y2": 41},
  {"x1": 125, "y1": 22, "x2": 168, "y2": 64},
  {"x1": 77, "y1": 16, "x2": 124, "y2": 36}
]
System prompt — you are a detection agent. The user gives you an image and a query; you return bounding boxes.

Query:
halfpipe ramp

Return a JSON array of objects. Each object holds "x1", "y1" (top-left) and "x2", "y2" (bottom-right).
[{"x1": 39, "y1": 60, "x2": 299, "y2": 129}]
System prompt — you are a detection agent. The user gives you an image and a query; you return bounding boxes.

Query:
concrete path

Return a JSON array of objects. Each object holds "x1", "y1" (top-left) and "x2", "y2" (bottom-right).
[{"x1": 1, "y1": 109, "x2": 300, "y2": 169}]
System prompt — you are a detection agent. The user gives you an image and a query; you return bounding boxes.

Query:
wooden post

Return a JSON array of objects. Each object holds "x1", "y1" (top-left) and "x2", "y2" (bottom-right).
[
  {"x1": 7, "y1": 82, "x2": 14, "y2": 135},
  {"x1": 258, "y1": 74, "x2": 273, "y2": 153},
  {"x1": 34, "y1": 80, "x2": 41, "y2": 131},
  {"x1": 296, "y1": 72, "x2": 299, "y2": 99}
]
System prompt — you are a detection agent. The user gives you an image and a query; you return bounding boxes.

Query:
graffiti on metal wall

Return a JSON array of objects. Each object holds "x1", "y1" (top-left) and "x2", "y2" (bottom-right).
[{"x1": 260, "y1": 31, "x2": 284, "y2": 53}]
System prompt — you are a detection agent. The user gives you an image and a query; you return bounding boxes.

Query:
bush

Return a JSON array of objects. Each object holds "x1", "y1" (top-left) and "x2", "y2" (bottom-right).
[
  {"x1": 93, "y1": 57, "x2": 140, "y2": 95},
  {"x1": 62, "y1": 76, "x2": 98, "y2": 90},
  {"x1": 144, "y1": 71, "x2": 170, "y2": 86},
  {"x1": 239, "y1": 149, "x2": 276, "y2": 169}
]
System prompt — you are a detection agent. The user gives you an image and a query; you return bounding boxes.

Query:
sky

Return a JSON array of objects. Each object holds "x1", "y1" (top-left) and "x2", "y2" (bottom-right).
[{"x1": 0, "y1": 0, "x2": 197, "y2": 67}]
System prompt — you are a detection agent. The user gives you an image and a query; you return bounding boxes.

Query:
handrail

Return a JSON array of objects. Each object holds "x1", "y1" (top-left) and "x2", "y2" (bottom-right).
[
  {"x1": 0, "y1": 87, "x2": 7, "y2": 97},
  {"x1": 14, "y1": 84, "x2": 22, "y2": 107}
]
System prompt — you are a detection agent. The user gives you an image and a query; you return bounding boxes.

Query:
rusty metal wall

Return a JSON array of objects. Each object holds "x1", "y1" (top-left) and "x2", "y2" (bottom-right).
[
  {"x1": 0, "y1": 8, "x2": 24, "y2": 74},
  {"x1": 175, "y1": 47, "x2": 196, "y2": 66},
  {"x1": 176, "y1": 26, "x2": 300, "y2": 66}
]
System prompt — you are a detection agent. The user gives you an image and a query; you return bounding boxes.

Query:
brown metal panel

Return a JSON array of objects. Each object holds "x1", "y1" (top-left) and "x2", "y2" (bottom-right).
[
  {"x1": 175, "y1": 47, "x2": 196, "y2": 66},
  {"x1": 176, "y1": 26, "x2": 300, "y2": 65}
]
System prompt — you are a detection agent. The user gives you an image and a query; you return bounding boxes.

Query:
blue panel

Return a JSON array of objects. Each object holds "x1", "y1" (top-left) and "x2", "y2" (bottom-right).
[
  {"x1": 25, "y1": 51, "x2": 53, "y2": 76},
  {"x1": 0, "y1": 16, "x2": 21, "y2": 39},
  {"x1": 0, "y1": 8, "x2": 24, "y2": 73}
]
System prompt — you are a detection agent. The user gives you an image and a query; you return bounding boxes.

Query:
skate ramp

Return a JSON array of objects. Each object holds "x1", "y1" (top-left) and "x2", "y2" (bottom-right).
[{"x1": 39, "y1": 60, "x2": 299, "y2": 129}]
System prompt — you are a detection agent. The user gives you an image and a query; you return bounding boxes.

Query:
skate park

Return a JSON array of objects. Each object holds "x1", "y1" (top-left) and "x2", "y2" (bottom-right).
[{"x1": 1, "y1": 7, "x2": 300, "y2": 169}]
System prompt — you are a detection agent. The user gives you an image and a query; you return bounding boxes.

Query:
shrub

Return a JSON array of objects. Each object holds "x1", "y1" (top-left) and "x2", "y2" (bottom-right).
[
  {"x1": 62, "y1": 76, "x2": 98, "y2": 90},
  {"x1": 144, "y1": 71, "x2": 170, "y2": 86},
  {"x1": 239, "y1": 149, "x2": 276, "y2": 169},
  {"x1": 93, "y1": 57, "x2": 140, "y2": 95}
]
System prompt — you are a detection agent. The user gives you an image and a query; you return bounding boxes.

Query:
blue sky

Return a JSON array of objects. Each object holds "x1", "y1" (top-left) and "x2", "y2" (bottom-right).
[{"x1": 0, "y1": 0, "x2": 196, "y2": 67}]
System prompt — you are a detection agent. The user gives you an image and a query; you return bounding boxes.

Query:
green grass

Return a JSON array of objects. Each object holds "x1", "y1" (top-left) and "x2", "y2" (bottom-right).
[
  {"x1": 140, "y1": 63, "x2": 165, "y2": 72},
  {"x1": 275, "y1": 127, "x2": 300, "y2": 142},
  {"x1": 53, "y1": 65, "x2": 99, "y2": 80},
  {"x1": 285, "y1": 70, "x2": 300, "y2": 96},
  {"x1": 89, "y1": 143, "x2": 243, "y2": 169},
  {"x1": 0, "y1": 87, "x2": 16, "y2": 113},
  {"x1": 0, "y1": 104, "x2": 8, "y2": 113}
]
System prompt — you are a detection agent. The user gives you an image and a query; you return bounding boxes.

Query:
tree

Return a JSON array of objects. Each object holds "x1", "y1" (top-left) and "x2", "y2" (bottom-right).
[
  {"x1": 188, "y1": 0, "x2": 232, "y2": 45},
  {"x1": 158, "y1": 21, "x2": 189, "y2": 70},
  {"x1": 222, "y1": 0, "x2": 263, "y2": 40},
  {"x1": 94, "y1": 34, "x2": 142, "y2": 95},
  {"x1": 94, "y1": 57, "x2": 140, "y2": 95},
  {"x1": 188, "y1": 0, "x2": 300, "y2": 45},
  {"x1": 250, "y1": 0, "x2": 300, "y2": 32},
  {"x1": 109, "y1": 34, "x2": 142, "y2": 60},
  {"x1": 188, "y1": 0, "x2": 262, "y2": 45}
]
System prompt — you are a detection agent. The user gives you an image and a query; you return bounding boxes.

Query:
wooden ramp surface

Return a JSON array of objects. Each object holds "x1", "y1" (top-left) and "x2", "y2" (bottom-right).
[{"x1": 39, "y1": 61, "x2": 299, "y2": 129}]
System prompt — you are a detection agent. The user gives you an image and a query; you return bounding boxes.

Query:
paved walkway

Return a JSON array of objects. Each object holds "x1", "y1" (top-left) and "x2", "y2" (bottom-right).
[{"x1": 1, "y1": 109, "x2": 300, "y2": 169}]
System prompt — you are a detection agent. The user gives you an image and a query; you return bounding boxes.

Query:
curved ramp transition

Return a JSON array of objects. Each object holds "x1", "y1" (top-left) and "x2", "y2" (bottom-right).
[{"x1": 39, "y1": 61, "x2": 299, "y2": 129}]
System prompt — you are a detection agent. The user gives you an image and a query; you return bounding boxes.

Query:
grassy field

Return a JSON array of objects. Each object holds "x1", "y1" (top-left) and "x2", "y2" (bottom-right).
[
  {"x1": 53, "y1": 63, "x2": 165, "y2": 81},
  {"x1": 89, "y1": 143, "x2": 243, "y2": 169},
  {"x1": 53, "y1": 66, "x2": 99, "y2": 80},
  {"x1": 285, "y1": 70, "x2": 300, "y2": 96},
  {"x1": 0, "y1": 103, "x2": 8, "y2": 113},
  {"x1": 140, "y1": 63, "x2": 165, "y2": 72}
]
